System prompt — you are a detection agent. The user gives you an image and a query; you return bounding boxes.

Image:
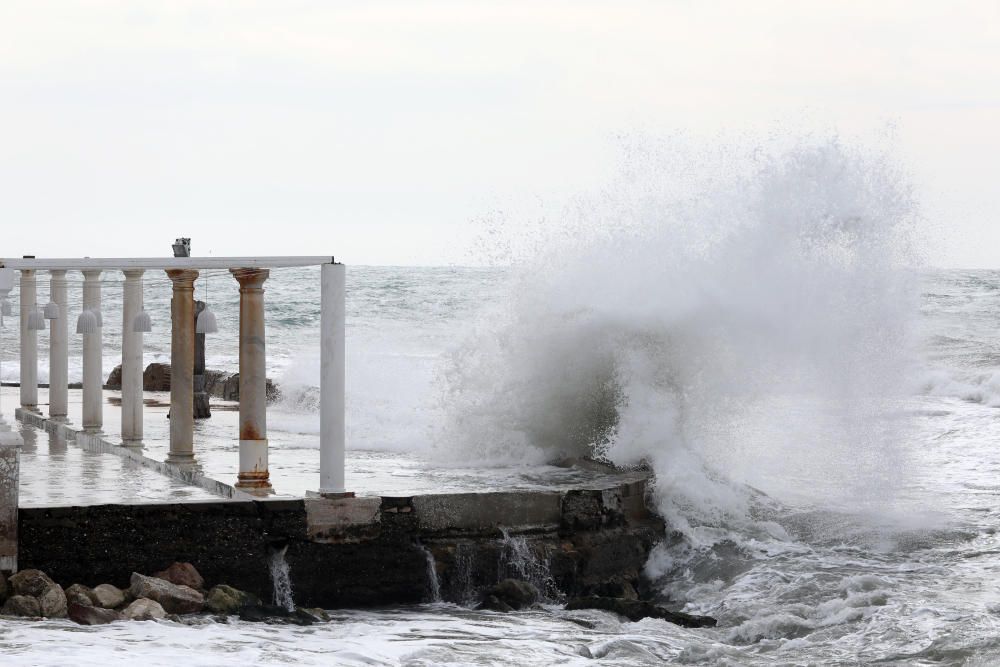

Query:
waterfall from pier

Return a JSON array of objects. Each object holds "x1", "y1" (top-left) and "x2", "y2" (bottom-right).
[{"x1": 268, "y1": 545, "x2": 295, "y2": 611}]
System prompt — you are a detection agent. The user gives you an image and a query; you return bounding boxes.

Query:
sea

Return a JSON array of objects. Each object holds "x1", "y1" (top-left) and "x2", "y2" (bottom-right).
[{"x1": 3, "y1": 141, "x2": 1000, "y2": 665}]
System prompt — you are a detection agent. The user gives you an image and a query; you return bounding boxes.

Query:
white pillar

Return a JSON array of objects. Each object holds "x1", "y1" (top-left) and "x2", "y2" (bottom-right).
[
  {"x1": 81, "y1": 269, "x2": 103, "y2": 432},
  {"x1": 319, "y1": 262, "x2": 347, "y2": 496},
  {"x1": 19, "y1": 270, "x2": 38, "y2": 412},
  {"x1": 48, "y1": 270, "x2": 69, "y2": 422},
  {"x1": 121, "y1": 269, "x2": 144, "y2": 444},
  {"x1": 231, "y1": 268, "x2": 272, "y2": 494}
]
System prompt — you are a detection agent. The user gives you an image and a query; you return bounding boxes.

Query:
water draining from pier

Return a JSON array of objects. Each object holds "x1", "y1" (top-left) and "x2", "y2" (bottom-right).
[{"x1": 268, "y1": 544, "x2": 295, "y2": 611}]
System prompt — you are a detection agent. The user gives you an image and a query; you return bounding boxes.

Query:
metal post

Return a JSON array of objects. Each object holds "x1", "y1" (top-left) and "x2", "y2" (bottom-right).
[
  {"x1": 319, "y1": 262, "x2": 348, "y2": 496},
  {"x1": 19, "y1": 270, "x2": 38, "y2": 412},
  {"x1": 166, "y1": 269, "x2": 198, "y2": 464},
  {"x1": 81, "y1": 270, "x2": 103, "y2": 432},
  {"x1": 231, "y1": 268, "x2": 272, "y2": 494},
  {"x1": 121, "y1": 269, "x2": 144, "y2": 444},
  {"x1": 48, "y1": 270, "x2": 69, "y2": 422}
]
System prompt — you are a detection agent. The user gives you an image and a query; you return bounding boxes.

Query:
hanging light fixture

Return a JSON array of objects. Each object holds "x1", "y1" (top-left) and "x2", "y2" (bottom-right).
[
  {"x1": 43, "y1": 301, "x2": 60, "y2": 319},
  {"x1": 133, "y1": 308, "x2": 152, "y2": 332},
  {"x1": 93, "y1": 309, "x2": 103, "y2": 328},
  {"x1": 26, "y1": 306, "x2": 45, "y2": 331},
  {"x1": 76, "y1": 309, "x2": 99, "y2": 334},
  {"x1": 196, "y1": 270, "x2": 218, "y2": 334},
  {"x1": 1, "y1": 300, "x2": 12, "y2": 317}
]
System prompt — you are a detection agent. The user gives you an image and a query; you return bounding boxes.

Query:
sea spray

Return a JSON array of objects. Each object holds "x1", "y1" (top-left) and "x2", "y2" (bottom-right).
[
  {"x1": 498, "y1": 528, "x2": 560, "y2": 602},
  {"x1": 268, "y1": 544, "x2": 295, "y2": 612},
  {"x1": 437, "y1": 135, "x2": 920, "y2": 539},
  {"x1": 416, "y1": 542, "x2": 442, "y2": 603}
]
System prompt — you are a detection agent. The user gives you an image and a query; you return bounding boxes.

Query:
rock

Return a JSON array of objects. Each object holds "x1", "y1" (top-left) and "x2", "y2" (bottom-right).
[
  {"x1": 585, "y1": 580, "x2": 639, "y2": 601},
  {"x1": 563, "y1": 597, "x2": 717, "y2": 628},
  {"x1": 238, "y1": 604, "x2": 316, "y2": 626},
  {"x1": 295, "y1": 607, "x2": 330, "y2": 623},
  {"x1": 0, "y1": 573, "x2": 8, "y2": 605},
  {"x1": 38, "y1": 583, "x2": 68, "y2": 618},
  {"x1": 153, "y1": 562, "x2": 205, "y2": 592},
  {"x1": 65, "y1": 584, "x2": 96, "y2": 607},
  {"x1": 121, "y1": 598, "x2": 167, "y2": 621},
  {"x1": 91, "y1": 584, "x2": 126, "y2": 609},
  {"x1": 68, "y1": 602, "x2": 121, "y2": 625},
  {"x1": 143, "y1": 363, "x2": 172, "y2": 392},
  {"x1": 204, "y1": 584, "x2": 260, "y2": 615},
  {"x1": 477, "y1": 579, "x2": 539, "y2": 612},
  {"x1": 105, "y1": 365, "x2": 123, "y2": 389},
  {"x1": 2, "y1": 594, "x2": 41, "y2": 617},
  {"x1": 9, "y1": 569, "x2": 55, "y2": 597},
  {"x1": 130, "y1": 572, "x2": 204, "y2": 614}
]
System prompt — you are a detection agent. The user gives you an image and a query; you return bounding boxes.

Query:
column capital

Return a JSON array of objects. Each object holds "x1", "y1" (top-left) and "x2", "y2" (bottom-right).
[
  {"x1": 166, "y1": 268, "x2": 199, "y2": 285},
  {"x1": 81, "y1": 269, "x2": 102, "y2": 279},
  {"x1": 231, "y1": 267, "x2": 269, "y2": 291},
  {"x1": 122, "y1": 268, "x2": 145, "y2": 279},
  {"x1": 19, "y1": 268, "x2": 35, "y2": 279},
  {"x1": 48, "y1": 269, "x2": 67, "y2": 278}
]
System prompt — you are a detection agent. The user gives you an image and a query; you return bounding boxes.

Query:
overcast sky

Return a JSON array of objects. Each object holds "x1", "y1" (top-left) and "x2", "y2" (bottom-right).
[{"x1": 1, "y1": 1, "x2": 997, "y2": 266}]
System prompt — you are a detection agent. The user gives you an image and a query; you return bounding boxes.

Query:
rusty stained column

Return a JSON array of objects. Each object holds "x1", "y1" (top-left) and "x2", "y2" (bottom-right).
[
  {"x1": 231, "y1": 268, "x2": 272, "y2": 494},
  {"x1": 166, "y1": 269, "x2": 198, "y2": 465}
]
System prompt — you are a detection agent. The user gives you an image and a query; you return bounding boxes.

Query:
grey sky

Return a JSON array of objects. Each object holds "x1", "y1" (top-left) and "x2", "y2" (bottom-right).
[{"x1": 1, "y1": 1, "x2": 997, "y2": 266}]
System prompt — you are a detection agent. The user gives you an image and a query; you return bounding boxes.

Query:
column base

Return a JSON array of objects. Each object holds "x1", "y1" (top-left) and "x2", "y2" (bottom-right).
[
  {"x1": 82, "y1": 426, "x2": 103, "y2": 435},
  {"x1": 121, "y1": 438, "x2": 143, "y2": 448},
  {"x1": 309, "y1": 490, "x2": 355, "y2": 499},
  {"x1": 49, "y1": 415, "x2": 70, "y2": 424}
]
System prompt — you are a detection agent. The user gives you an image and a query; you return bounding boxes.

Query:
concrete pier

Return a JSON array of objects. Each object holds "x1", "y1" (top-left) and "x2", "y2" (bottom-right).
[
  {"x1": 48, "y1": 270, "x2": 69, "y2": 422},
  {"x1": 121, "y1": 269, "x2": 145, "y2": 444},
  {"x1": 231, "y1": 268, "x2": 271, "y2": 494},
  {"x1": 19, "y1": 269, "x2": 38, "y2": 412},
  {"x1": 166, "y1": 269, "x2": 198, "y2": 465},
  {"x1": 0, "y1": 430, "x2": 21, "y2": 574},
  {"x1": 81, "y1": 269, "x2": 103, "y2": 432}
]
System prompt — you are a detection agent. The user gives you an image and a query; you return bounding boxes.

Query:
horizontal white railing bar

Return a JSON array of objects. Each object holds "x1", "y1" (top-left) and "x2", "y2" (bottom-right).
[{"x1": 0, "y1": 256, "x2": 336, "y2": 270}]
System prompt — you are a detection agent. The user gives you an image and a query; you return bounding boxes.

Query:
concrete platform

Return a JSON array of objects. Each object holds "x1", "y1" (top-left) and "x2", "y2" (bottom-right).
[{"x1": 2, "y1": 386, "x2": 648, "y2": 506}]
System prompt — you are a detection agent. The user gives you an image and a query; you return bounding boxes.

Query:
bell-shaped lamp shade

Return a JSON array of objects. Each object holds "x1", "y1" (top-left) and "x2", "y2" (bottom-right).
[
  {"x1": 196, "y1": 307, "x2": 218, "y2": 334},
  {"x1": 26, "y1": 307, "x2": 46, "y2": 331},
  {"x1": 43, "y1": 301, "x2": 60, "y2": 319},
  {"x1": 93, "y1": 310, "x2": 103, "y2": 328},
  {"x1": 1, "y1": 300, "x2": 12, "y2": 317},
  {"x1": 133, "y1": 309, "x2": 152, "y2": 333},
  {"x1": 76, "y1": 309, "x2": 99, "y2": 334}
]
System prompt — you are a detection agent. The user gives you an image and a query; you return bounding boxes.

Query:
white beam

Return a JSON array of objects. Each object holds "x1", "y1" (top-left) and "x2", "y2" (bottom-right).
[{"x1": 0, "y1": 257, "x2": 334, "y2": 270}]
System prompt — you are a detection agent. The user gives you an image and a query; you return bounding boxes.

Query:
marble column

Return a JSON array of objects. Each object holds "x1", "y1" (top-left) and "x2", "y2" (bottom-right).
[
  {"x1": 231, "y1": 268, "x2": 271, "y2": 494},
  {"x1": 166, "y1": 269, "x2": 198, "y2": 464},
  {"x1": 81, "y1": 270, "x2": 103, "y2": 432},
  {"x1": 121, "y1": 269, "x2": 144, "y2": 445},
  {"x1": 18, "y1": 270, "x2": 37, "y2": 412},
  {"x1": 48, "y1": 270, "x2": 69, "y2": 422}
]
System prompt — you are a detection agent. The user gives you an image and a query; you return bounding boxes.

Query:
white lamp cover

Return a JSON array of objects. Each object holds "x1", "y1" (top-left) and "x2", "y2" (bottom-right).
[
  {"x1": 133, "y1": 309, "x2": 152, "y2": 333},
  {"x1": 1, "y1": 300, "x2": 12, "y2": 317},
  {"x1": 43, "y1": 301, "x2": 60, "y2": 319},
  {"x1": 93, "y1": 310, "x2": 103, "y2": 328},
  {"x1": 76, "y1": 309, "x2": 99, "y2": 334},
  {"x1": 26, "y1": 307, "x2": 46, "y2": 331},
  {"x1": 196, "y1": 308, "x2": 218, "y2": 334}
]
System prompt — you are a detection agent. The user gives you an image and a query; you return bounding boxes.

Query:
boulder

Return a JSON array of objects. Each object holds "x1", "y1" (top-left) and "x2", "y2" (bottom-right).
[
  {"x1": 91, "y1": 584, "x2": 126, "y2": 610},
  {"x1": 563, "y1": 597, "x2": 717, "y2": 628},
  {"x1": 122, "y1": 598, "x2": 167, "y2": 621},
  {"x1": 9, "y1": 569, "x2": 55, "y2": 597},
  {"x1": 205, "y1": 584, "x2": 260, "y2": 615},
  {"x1": 68, "y1": 602, "x2": 121, "y2": 625},
  {"x1": 130, "y1": 572, "x2": 204, "y2": 614},
  {"x1": 477, "y1": 579, "x2": 539, "y2": 612},
  {"x1": 153, "y1": 562, "x2": 205, "y2": 592},
  {"x1": 238, "y1": 603, "x2": 317, "y2": 626},
  {"x1": 0, "y1": 573, "x2": 8, "y2": 605},
  {"x1": 38, "y1": 583, "x2": 68, "y2": 618},
  {"x1": 2, "y1": 594, "x2": 41, "y2": 617},
  {"x1": 143, "y1": 363, "x2": 172, "y2": 392},
  {"x1": 65, "y1": 584, "x2": 96, "y2": 607},
  {"x1": 105, "y1": 365, "x2": 123, "y2": 390},
  {"x1": 585, "y1": 580, "x2": 639, "y2": 601}
]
